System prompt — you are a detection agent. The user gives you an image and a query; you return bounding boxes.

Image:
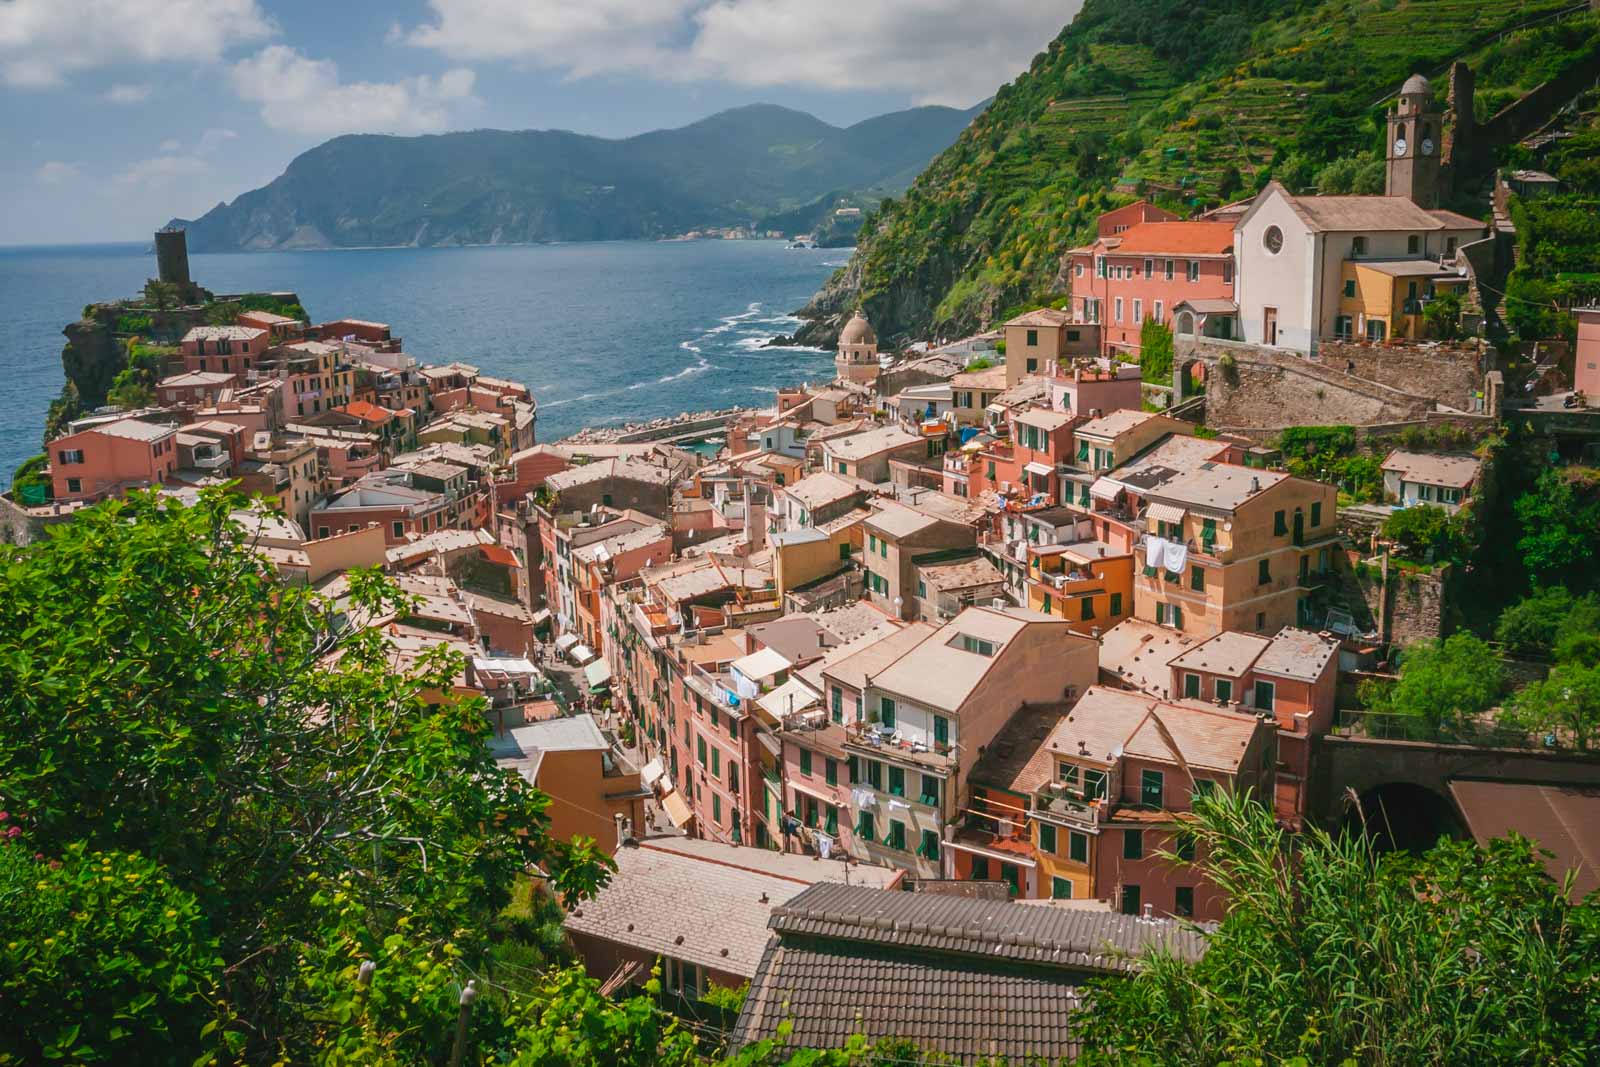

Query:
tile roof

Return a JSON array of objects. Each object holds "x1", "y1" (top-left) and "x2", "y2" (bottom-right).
[
  {"x1": 545, "y1": 456, "x2": 676, "y2": 491},
  {"x1": 1145, "y1": 463, "x2": 1288, "y2": 513},
  {"x1": 1380, "y1": 449, "x2": 1480, "y2": 489},
  {"x1": 1449, "y1": 781, "x2": 1600, "y2": 899},
  {"x1": 970, "y1": 703, "x2": 1073, "y2": 795},
  {"x1": 93, "y1": 418, "x2": 177, "y2": 442},
  {"x1": 1105, "y1": 220, "x2": 1235, "y2": 256},
  {"x1": 783, "y1": 471, "x2": 867, "y2": 509},
  {"x1": 864, "y1": 499, "x2": 941, "y2": 539},
  {"x1": 1122, "y1": 700, "x2": 1263, "y2": 775},
  {"x1": 804, "y1": 620, "x2": 927, "y2": 693},
  {"x1": 914, "y1": 554, "x2": 1005, "y2": 591},
  {"x1": 563, "y1": 837, "x2": 898, "y2": 979},
  {"x1": 806, "y1": 601, "x2": 899, "y2": 643},
  {"x1": 1252, "y1": 626, "x2": 1339, "y2": 682},
  {"x1": 1005, "y1": 308, "x2": 1073, "y2": 327},
  {"x1": 1168, "y1": 630, "x2": 1272, "y2": 679},
  {"x1": 1098, "y1": 619, "x2": 1197, "y2": 700},
  {"x1": 950, "y1": 366, "x2": 1009, "y2": 390},
  {"x1": 1014, "y1": 405, "x2": 1075, "y2": 431},
  {"x1": 1279, "y1": 188, "x2": 1486, "y2": 233},
  {"x1": 821, "y1": 424, "x2": 923, "y2": 462},
  {"x1": 870, "y1": 608, "x2": 1060, "y2": 713},
  {"x1": 1075, "y1": 408, "x2": 1158, "y2": 439},
  {"x1": 182, "y1": 325, "x2": 266, "y2": 342}
]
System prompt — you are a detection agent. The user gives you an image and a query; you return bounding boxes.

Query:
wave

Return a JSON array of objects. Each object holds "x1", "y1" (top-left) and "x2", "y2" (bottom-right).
[{"x1": 632, "y1": 355, "x2": 713, "y2": 387}]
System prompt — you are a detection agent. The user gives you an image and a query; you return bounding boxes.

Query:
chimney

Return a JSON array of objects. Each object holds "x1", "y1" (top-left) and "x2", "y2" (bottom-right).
[
  {"x1": 1142, "y1": 902, "x2": 1154, "y2": 921},
  {"x1": 1250, "y1": 476, "x2": 1260, "y2": 492}
]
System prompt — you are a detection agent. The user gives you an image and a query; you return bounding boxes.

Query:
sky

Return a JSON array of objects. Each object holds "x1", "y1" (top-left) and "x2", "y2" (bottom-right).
[{"x1": 0, "y1": 0, "x2": 1082, "y2": 246}]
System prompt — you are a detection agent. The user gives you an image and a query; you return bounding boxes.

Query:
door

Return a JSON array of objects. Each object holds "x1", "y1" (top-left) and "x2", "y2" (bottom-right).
[
  {"x1": 1293, "y1": 509, "x2": 1304, "y2": 546},
  {"x1": 1263, "y1": 306, "x2": 1278, "y2": 346}
]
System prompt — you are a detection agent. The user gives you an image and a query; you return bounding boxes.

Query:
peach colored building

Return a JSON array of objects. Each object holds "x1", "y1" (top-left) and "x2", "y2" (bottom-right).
[
  {"x1": 1069, "y1": 220, "x2": 1237, "y2": 357},
  {"x1": 180, "y1": 325, "x2": 270, "y2": 376},
  {"x1": 834, "y1": 312, "x2": 881, "y2": 386},
  {"x1": 491, "y1": 715, "x2": 645, "y2": 854},
  {"x1": 49, "y1": 417, "x2": 179, "y2": 502},
  {"x1": 1094, "y1": 199, "x2": 1179, "y2": 237},
  {"x1": 1043, "y1": 356, "x2": 1143, "y2": 418},
  {"x1": 1576, "y1": 307, "x2": 1600, "y2": 398},
  {"x1": 158, "y1": 371, "x2": 238, "y2": 408},
  {"x1": 1001, "y1": 309, "x2": 1099, "y2": 381}
]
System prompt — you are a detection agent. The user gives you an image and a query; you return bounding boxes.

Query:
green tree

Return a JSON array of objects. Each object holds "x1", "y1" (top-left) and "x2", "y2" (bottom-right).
[
  {"x1": 1362, "y1": 633, "x2": 1503, "y2": 735},
  {"x1": 1313, "y1": 154, "x2": 1384, "y2": 195},
  {"x1": 1381, "y1": 504, "x2": 1467, "y2": 564},
  {"x1": 1422, "y1": 290, "x2": 1463, "y2": 340},
  {"x1": 142, "y1": 279, "x2": 182, "y2": 310},
  {"x1": 1495, "y1": 586, "x2": 1600, "y2": 657},
  {"x1": 0, "y1": 489, "x2": 612, "y2": 1062},
  {"x1": 0, "y1": 841, "x2": 221, "y2": 1065},
  {"x1": 1140, "y1": 318, "x2": 1174, "y2": 384},
  {"x1": 1515, "y1": 468, "x2": 1600, "y2": 581},
  {"x1": 1074, "y1": 791, "x2": 1600, "y2": 1065},
  {"x1": 1503, "y1": 661, "x2": 1600, "y2": 750}
]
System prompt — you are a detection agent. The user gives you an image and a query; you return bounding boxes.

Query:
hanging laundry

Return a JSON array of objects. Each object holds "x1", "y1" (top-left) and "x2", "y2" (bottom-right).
[
  {"x1": 1145, "y1": 536, "x2": 1167, "y2": 570},
  {"x1": 887, "y1": 798, "x2": 912, "y2": 812},
  {"x1": 1164, "y1": 540, "x2": 1188, "y2": 575},
  {"x1": 814, "y1": 831, "x2": 834, "y2": 859}
]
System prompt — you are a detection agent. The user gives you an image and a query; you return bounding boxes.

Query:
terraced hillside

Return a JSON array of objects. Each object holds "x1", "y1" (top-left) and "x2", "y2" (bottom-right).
[{"x1": 797, "y1": 0, "x2": 1600, "y2": 346}]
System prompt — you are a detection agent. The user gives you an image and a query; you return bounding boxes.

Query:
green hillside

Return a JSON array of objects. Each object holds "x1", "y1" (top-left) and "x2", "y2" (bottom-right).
[{"x1": 799, "y1": 0, "x2": 1600, "y2": 345}]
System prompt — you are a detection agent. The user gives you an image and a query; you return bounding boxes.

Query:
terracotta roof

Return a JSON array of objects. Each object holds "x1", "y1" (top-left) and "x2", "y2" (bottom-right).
[
  {"x1": 1098, "y1": 619, "x2": 1197, "y2": 700},
  {"x1": 1380, "y1": 449, "x2": 1480, "y2": 489},
  {"x1": 479, "y1": 544, "x2": 520, "y2": 568},
  {"x1": 1168, "y1": 630, "x2": 1272, "y2": 679},
  {"x1": 1251, "y1": 627, "x2": 1338, "y2": 683},
  {"x1": 970, "y1": 703, "x2": 1073, "y2": 795},
  {"x1": 339, "y1": 400, "x2": 395, "y2": 424},
  {"x1": 1105, "y1": 220, "x2": 1235, "y2": 256},
  {"x1": 1075, "y1": 408, "x2": 1159, "y2": 440},
  {"x1": 839, "y1": 312, "x2": 877, "y2": 346},
  {"x1": 915, "y1": 554, "x2": 1005, "y2": 591},
  {"x1": 1005, "y1": 308, "x2": 1073, "y2": 328},
  {"x1": 1279, "y1": 187, "x2": 1483, "y2": 233}
]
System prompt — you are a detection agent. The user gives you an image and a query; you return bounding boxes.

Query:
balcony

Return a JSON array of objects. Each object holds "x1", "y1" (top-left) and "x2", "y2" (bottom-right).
[{"x1": 1033, "y1": 783, "x2": 1106, "y2": 828}]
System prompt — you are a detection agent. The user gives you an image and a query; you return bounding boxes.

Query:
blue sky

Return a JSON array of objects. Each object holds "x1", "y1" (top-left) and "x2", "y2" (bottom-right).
[{"x1": 0, "y1": 0, "x2": 1079, "y2": 246}]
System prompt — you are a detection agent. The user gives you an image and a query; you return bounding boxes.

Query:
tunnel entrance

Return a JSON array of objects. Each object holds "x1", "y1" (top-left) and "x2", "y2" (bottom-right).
[{"x1": 1343, "y1": 782, "x2": 1466, "y2": 854}]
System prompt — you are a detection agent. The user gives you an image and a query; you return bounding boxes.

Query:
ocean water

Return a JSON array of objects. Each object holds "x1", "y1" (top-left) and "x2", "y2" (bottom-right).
[{"x1": 0, "y1": 240, "x2": 847, "y2": 480}]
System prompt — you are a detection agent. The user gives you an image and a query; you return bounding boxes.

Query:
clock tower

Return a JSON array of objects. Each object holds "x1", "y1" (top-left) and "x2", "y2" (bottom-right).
[{"x1": 1386, "y1": 73, "x2": 1442, "y2": 208}]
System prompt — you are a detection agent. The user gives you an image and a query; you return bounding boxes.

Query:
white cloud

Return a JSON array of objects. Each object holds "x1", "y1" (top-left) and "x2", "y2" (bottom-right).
[
  {"x1": 0, "y1": 0, "x2": 272, "y2": 88},
  {"x1": 117, "y1": 155, "x2": 211, "y2": 187},
  {"x1": 229, "y1": 45, "x2": 478, "y2": 136},
  {"x1": 196, "y1": 128, "x2": 240, "y2": 155},
  {"x1": 159, "y1": 138, "x2": 183, "y2": 153},
  {"x1": 405, "y1": 0, "x2": 1076, "y2": 106},
  {"x1": 104, "y1": 82, "x2": 152, "y2": 104},
  {"x1": 35, "y1": 161, "x2": 81, "y2": 184}
]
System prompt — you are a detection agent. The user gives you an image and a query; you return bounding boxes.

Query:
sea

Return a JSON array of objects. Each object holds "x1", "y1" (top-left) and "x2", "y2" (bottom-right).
[{"x1": 0, "y1": 239, "x2": 846, "y2": 480}]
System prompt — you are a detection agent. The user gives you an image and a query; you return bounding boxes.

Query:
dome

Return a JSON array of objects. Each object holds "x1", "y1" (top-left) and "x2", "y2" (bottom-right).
[
  {"x1": 1400, "y1": 73, "x2": 1432, "y2": 98},
  {"x1": 839, "y1": 311, "x2": 877, "y2": 346}
]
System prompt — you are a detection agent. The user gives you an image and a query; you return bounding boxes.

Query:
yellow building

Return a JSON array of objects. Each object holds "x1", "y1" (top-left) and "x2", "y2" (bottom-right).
[
  {"x1": 1024, "y1": 541, "x2": 1134, "y2": 636},
  {"x1": 1336, "y1": 260, "x2": 1468, "y2": 342}
]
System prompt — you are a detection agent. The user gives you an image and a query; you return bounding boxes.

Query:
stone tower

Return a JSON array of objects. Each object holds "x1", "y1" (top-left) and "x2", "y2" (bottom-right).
[
  {"x1": 1386, "y1": 73, "x2": 1443, "y2": 208},
  {"x1": 154, "y1": 227, "x2": 192, "y2": 288},
  {"x1": 835, "y1": 311, "x2": 881, "y2": 385}
]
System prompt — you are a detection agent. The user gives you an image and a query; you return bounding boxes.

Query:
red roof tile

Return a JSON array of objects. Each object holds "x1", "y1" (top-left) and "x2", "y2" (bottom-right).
[{"x1": 1105, "y1": 220, "x2": 1236, "y2": 256}]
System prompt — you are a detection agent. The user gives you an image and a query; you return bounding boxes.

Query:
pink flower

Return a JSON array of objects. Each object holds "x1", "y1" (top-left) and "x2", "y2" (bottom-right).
[
  {"x1": 5, "y1": 826, "x2": 20, "y2": 839},
  {"x1": 0, "y1": 811, "x2": 9, "y2": 822}
]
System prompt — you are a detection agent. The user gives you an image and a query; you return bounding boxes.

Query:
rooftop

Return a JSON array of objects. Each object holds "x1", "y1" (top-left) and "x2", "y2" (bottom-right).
[
  {"x1": 546, "y1": 456, "x2": 676, "y2": 492},
  {"x1": 1251, "y1": 627, "x2": 1339, "y2": 683},
  {"x1": 1105, "y1": 220, "x2": 1235, "y2": 256},
  {"x1": 1014, "y1": 406, "x2": 1075, "y2": 432},
  {"x1": 804, "y1": 620, "x2": 929, "y2": 694},
  {"x1": 1380, "y1": 449, "x2": 1481, "y2": 489},
  {"x1": 563, "y1": 836, "x2": 899, "y2": 980},
  {"x1": 1098, "y1": 619, "x2": 1198, "y2": 701},
  {"x1": 871, "y1": 607, "x2": 1059, "y2": 713},
  {"x1": 915, "y1": 554, "x2": 1005, "y2": 592},
  {"x1": 782, "y1": 471, "x2": 868, "y2": 510},
  {"x1": 1449, "y1": 781, "x2": 1600, "y2": 899},
  {"x1": 1276, "y1": 185, "x2": 1486, "y2": 233},
  {"x1": 1075, "y1": 408, "x2": 1159, "y2": 440},
  {"x1": 89, "y1": 418, "x2": 177, "y2": 443},
  {"x1": 1167, "y1": 630, "x2": 1273, "y2": 679},
  {"x1": 1145, "y1": 463, "x2": 1288, "y2": 513},
  {"x1": 1005, "y1": 308, "x2": 1074, "y2": 328},
  {"x1": 821, "y1": 425, "x2": 924, "y2": 463},
  {"x1": 181, "y1": 325, "x2": 266, "y2": 342},
  {"x1": 489, "y1": 713, "x2": 608, "y2": 761},
  {"x1": 747, "y1": 615, "x2": 839, "y2": 665}
]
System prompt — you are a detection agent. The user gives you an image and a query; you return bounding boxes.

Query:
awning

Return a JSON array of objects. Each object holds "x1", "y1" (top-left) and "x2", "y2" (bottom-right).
[
  {"x1": 790, "y1": 777, "x2": 840, "y2": 805},
  {"x1": 1145, "y1": 502, "x2": 1188, "y2": 525},
  {"x1": 660, "y1": 789, "x2": 694, "y2": 828},
  {"x1": 554, "y1": 632, "x2": 579, "y2": 652},
  {"x1": 583, "y1": 658, "x2": 612, "y2": 689},
  {"x1": 1089, "y1": 477, "x2": 1122, "y2": 501},
  {"x1": 1023, "y1": 461, "x2": 1056, "y2": 478},
  {"x1": 942, "y1": 837, "x2": 1039, "y2": 867},
  {"x1": 639, "y1": 757, "x2": 665, "y2": 790},
  {"x1": 569, "y1": 643, "x2": 596, "y2": 665},
  {"x1": 530, "y1": 609, "x2": 552, "y2": 625}
]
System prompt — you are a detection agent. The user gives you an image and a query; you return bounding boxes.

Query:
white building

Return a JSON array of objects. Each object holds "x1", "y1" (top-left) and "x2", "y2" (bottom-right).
[{"x1": 1232, "y1": 182, "x2": 1485, "y2": 355}]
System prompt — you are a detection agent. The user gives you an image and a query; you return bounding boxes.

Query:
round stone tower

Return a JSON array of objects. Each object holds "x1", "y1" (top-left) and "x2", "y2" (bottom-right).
[{"x1": 835, "y1": 311, "x2": 881, "y2": 385}]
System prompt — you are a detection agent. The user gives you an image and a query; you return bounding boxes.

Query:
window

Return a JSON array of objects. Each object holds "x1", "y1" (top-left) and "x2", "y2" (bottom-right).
[
  {"x1": 1351, "y1": 235, "x2": 1367, "y2": 257},
  {"x1": 1263, "y1": 227, "x2": 1284, "y2": 255},
  {"x1": 888, "y1": 765, "x2": 906, "y2": 797},
  {"x1": 1110, "y1": 592, "x2": 1123, "y2": 616},
  {"x1": 1258, "y1": 559, "x2": 1272, "y2": 585},
  {"x1": 1215, "y1": 679, "x2": 1233, "y2": 703},
  {"x1": 933, "y1": 715, "x2": 949, "y2": 747},
  {"x1": 1070, "y1": 830, "x2": 1089, "y2": 863},
  {"x1": 1156, "y1": 602, "x2": 1165, "y2": 626},
  {"x1": 1042, "y1": 593, "x2": 1052, "y2": 616},
  {"x1": 1187, "y1": 260, "x2": 1200, "y2": 283},
  {"x1": 1256, "y1": 611, "x2": 1267, "y2": 632},
  {"x1": 1183, "y1": 673, "x2": 1201, "y2": 699},
  {"x1": 916, "y1": 578, "x2": 927, "y2": 599},
  {"x1": 1176, "y1": 829, "x2": 1196, "y2": 862},
  {"x1": 729, "y1": 763, "x2": 740, "y2": 793},
  {"x1": 66, "y1": 477, "x2": 82, "y2": 495},
  {"x1": 837, "y1": 461, "x2": 847, "y2": 474},
  {"x1": 1274, "y1": 509, "x2": 1287, "y2": 536},
  {"x1": 711, "y1": 747, "x2": 721, "y2": 777},
  {"x1": 825, "y1": 805, "x2": 838, "y2": 835},
  {"x1": 713, "y1": 793, "x2": 721, "y2": 824},
  {"x1": 1335, "y1": 314, "x2": 1354, "y2": 338},
  {"x1": 1407, "y1": 234, "x2": 1420, "y2": 255},
  {"x1": 1164, "y1": 258, "x2": 1175, "y2": 280},
  {"x1": 1153, "y1": 300, "x2": 1163, "y2": 323},
  {"x1": 919, "y1": 829, "x2": 941, "y2": 860},
  {"x1": 1026, "y1": 328, "x2": 1038, "y2": 346},
  {"x1": 888, "y1": 820, "x2": 907, "y2": 850},
  {"x1": 1175, "y1": 886, "x2": 1195, "y2": 917},
  {"x1": 1255, "y1": 680, "x2": 1276, "y2": 712},
  {"x1": 1190, "y1": 566, "x2": 1205, "y2": 592},
  {"x1": 830, "y1": 687, "x2": 843, "y2": 723},
  {"x1": 857, "y1": 810, "x2": 875, "y2": 842},
  {"x1": 1144, "y1": 258, "x2": 1153, "y2": 278},
  {"x1": 879, "y1": 538, "x2": 887, "y2": 559},
  {"x1": 1133, "y1": 299, "x2": 1142, "y2": 324},
  {"x1": 919, "y1": 773, "x2": 941, "y2": 807},
  {"x1": 697, "y1": 735, "x2": 707, "y2": 767},
  {"x1": 799, "y1": 748, "x2": 812, "y2": 777},
  {"x1": 1141, "y1": 769, "x2": 1164, "y2": 808},
  {"x1": 1311, "y1": 501, "x2": 1322, "y2": 527},
  {"x1": 1026, "y1": 358, "x2": 1038, "y2": 372},
  {"x1": 1366, "y1": 319, "x2": 1387, "y2": 342},
  {"x1": 1066, "y1": 328, "x2": 1080, "y2": 342},
  {"x1": 1121, "y1": 884, "x2": 1142, "y2": 915},
  {"x1": 1001, "y1": 863, "x2": 1020, "y2": 896},
  {"x1": 960, "y1": 635, "x2": 996, "y2": 656},
  {"x1": 58, "y1": 448, "x2": 84, "y2": 465},
  {"x1": 866, "y1": 760, "x2": 883, "y2": 790},
  {"x1": 1052, "y1": 876, "x2": 1074, "y2": 900},
  {"x1": 825, "y1": 757, "x2": 838, "y2": 786},
  {"x1": 1344, "y1": 279, "x2": 1356, "y2": 298},
  {"x1": 847, "y1": 756, "x2": 858, "y2": 783},
  {"x1": 804, "y1": 797, "x2": 818, "y2": 828},
  {"x1": 972, "y1": 855, "x2": 990, "y2": 880},
  {"x1": 1224, "y1": 260, "x2": 1235, "y2": 284},
  {"x1": 1038, "y1": 822, "x2": 1057, "y2": 854},
  {"x1": 1081, "y1": 597, "x2": 1095, "y2": 621},
  {"x1": 1124, "y1": 829, "x2": 1145, "y2": 860},
  {"x1": 1114, "y1": 297, "x2": 1124, "y2": 323},
  {"x1": 880, "y1": 697, "x2": 896, "y2": 728},
  {"x1": 392, "y1": 520, "x2": 404, "y2": 538},
  {"x1": 1082, "y1": 768, "x2": 1107, "y2": 800}
]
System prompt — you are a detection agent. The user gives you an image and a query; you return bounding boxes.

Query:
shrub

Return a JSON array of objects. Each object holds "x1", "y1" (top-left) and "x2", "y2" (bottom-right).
[{"x1": 1382, "y1": 505, "x2": 1468, "y2": 564}]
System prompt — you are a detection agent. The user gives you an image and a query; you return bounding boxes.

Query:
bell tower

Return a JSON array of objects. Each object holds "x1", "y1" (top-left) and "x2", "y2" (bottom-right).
[{"x1": 1387, "y1": 73, "x2": 1442, "y2": 208}]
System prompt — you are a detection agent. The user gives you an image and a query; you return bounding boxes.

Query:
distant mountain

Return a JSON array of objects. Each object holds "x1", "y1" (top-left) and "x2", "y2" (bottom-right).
[{"x1": 167, "y1": 102, "x2": 984, "y2": 251}]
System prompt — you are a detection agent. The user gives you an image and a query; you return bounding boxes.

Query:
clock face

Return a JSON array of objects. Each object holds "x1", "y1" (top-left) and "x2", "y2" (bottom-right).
[
  {"x1": 1421, "y1": 137, "x2": 1435, "y2": 156},
  {"x1": 1393, "y1": 137, "x2": 1409, "y2": 157}
]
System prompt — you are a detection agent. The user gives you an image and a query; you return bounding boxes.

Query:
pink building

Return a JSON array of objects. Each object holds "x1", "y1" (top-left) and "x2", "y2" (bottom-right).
[
  {"x1": 180, "y1": 326, "x2": 270, "y2": 376},
  {"x1": 158, "y1": 371, "x2": 238, "y2": 407},
  {"x1": 49, "y1": 417, "x2": 179, "y2": 502},
  {"x1": 1044, "y1": 357, "x2": 1144, "y2": 418},
  {"x1": 1094, "y1": 199, "x2": 1180, "y2": 238},
  {"x1": 1069, "y1": 220, "x2": 1237, "y2": 358},
  {"x1": 1576, "y1": 307, "x2": 1600, "y2": 398},
  {"x1": 238, "y1": 310, "x2": 305, "y2": 343}
]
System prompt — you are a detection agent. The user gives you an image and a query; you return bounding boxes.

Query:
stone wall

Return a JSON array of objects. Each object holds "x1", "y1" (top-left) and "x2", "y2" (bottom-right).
[
  {"x1": 1180, "y1": 339, "x2": 1433, "y2": 431},
  {"x1": 1320, "y1": 339, "x2": 1488, "y2": 412},
  {"x1": 1343, "y1": 558, "x2": 1450, "y2": 647}
]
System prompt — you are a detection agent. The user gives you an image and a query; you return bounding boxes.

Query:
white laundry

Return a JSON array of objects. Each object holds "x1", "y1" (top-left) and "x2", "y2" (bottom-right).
[
  {"x1": 1163, "y1": 540, "x2": 1188, "y2": 575},
  {"x1": 1145, "y1": 536, "x2": 1167, "y2": 570},
  {"x1": 814, "y1": 831, "x2": 834, "y2": 859},
  {"x1": 888, "y1": 798, "x2": 912, "y2": 812}
]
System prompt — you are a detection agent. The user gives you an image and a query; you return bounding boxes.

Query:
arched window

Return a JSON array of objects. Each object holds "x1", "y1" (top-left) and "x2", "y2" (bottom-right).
[{"x1": 1176, "y1": 311, "x2": 1196, "y2": 336}]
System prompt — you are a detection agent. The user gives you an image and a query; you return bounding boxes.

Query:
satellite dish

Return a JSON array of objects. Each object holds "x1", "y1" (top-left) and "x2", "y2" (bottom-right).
[
  {"x1": 1111, "y1": 744, "x2": 1124, "y2": 759},
  {"x1": 1223, "y1": 522, "x2": 1233, "y2": 532}
]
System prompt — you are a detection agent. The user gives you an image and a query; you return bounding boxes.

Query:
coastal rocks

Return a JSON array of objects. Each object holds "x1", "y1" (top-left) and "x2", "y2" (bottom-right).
[
  {"x1": 762, "y1": 334, "x2": 798, "y2": 348},
  {"x1": 559, "y1": 405, "x2": 759, "y2": 446}
]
